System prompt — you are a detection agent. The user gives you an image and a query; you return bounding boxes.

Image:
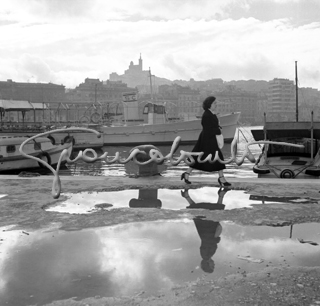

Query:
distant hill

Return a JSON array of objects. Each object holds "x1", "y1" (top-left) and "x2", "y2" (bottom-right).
[
  {"x1": 165, "y1": 78, "x2": 269, "y2": 93},
  {"x1": 228, "y1": 80, "x2": 269, "y2": 92}
]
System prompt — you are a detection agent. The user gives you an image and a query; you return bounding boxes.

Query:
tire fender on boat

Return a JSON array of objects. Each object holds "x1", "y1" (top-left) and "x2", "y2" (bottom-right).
[
  {"x1": 253, "y1": 165, "x2": 270, "y2": 175},
  {"x1": 37, "y1": 152, "x2": 51, "y2": 168},
  {"x1": 63, "y1": 135, "x2": 75, "y2": 145},
  {"x1": 280, "y1": 169, "x2": 295, "y2": 179},
  {"x1": 305, "y1": 168, "x2": 320, "y2": 177},
  {"x1": 47, "y1": 135, "x2": 55, "y2": 145}
]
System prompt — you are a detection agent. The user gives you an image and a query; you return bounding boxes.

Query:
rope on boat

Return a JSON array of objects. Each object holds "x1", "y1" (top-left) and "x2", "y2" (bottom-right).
[{"x1": 237, "y1": 121, "x2": 263, "y2": 149}]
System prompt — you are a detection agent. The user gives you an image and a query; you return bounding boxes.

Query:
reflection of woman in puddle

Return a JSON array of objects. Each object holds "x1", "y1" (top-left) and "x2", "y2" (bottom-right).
[
  {"x1": 181, "y1": 187, "x2": 230, "y2": 273},
  {"x1": 129, "y1": 189, "x2": 162, "y2": 208}
]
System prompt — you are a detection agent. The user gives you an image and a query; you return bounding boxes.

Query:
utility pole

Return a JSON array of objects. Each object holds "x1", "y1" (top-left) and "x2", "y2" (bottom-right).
[
  {"x1": 149, "y1": 68, "x2": 153, "y2": 100},
  {"x1": 94, "y1": 84, "x2": 97, "y2": 105},
  {"x1": 295, "y1": 61, "x2": 298, "y2": 122}
]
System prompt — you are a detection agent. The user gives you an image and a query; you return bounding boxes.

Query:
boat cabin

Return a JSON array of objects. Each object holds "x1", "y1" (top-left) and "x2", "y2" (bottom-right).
[
  {"x1": 142, "y1": 102, "x2": 167, "y2": 125},
  {"x1": 0, "y1": 136, "x2": 52, "y2": 158}
]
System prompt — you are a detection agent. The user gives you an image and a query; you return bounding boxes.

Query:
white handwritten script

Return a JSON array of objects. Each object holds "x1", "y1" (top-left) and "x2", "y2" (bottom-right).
[{"x1": 19, "y1": 128, "x2": 304, "y2": 199}]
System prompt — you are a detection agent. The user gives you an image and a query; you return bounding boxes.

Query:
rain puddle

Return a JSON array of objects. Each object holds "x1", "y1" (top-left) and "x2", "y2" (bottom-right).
[
  {"x1": 43, "y1": 187, "x2": 319, "y2": 214},
  {"x1": 0, "y1": 220, "x2": 319, "y2": 306}
]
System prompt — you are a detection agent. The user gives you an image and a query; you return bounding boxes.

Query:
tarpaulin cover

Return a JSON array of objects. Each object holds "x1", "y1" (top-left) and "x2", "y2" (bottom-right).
[{"x1": 0, "y1": 100, "x2": 47, "y2": 111}]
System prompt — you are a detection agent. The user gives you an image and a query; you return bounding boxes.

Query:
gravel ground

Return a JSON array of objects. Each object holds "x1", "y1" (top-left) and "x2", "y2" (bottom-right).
[{"x1": 1, "y1": 175, "x2": 320, "y2": 305}]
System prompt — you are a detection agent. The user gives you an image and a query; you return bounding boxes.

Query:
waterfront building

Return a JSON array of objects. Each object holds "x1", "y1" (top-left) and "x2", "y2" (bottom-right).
[
  {"x1": 63, "y1": 78, "x2": 137, "y2": 123},
  {"x1": 267, "y1": 78, "x2": 296, "y2": 121},
  {"x1": 214, "y1": 85, "x2": 258, "y2": 124},
  {"x1": 0, "y1": 79, "x2": 65, "y2": 103},
  {"x1": 67, "y1": 78, "x2": 136, "y2": 104},
  {"x1": 158, "y1": 84, "x2": 201, "y2": 120},
  {"x1": 0, "y1": 79, "x2": 66, "y2": 123},
  {"x1": 297, "y1": 87, "x2": 320, "y2": 121}
]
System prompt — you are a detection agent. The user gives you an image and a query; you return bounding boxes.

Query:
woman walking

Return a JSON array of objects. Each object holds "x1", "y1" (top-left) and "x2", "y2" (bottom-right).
[{"x1": 181, "y1": 96, "x2": 231, "y2": 187}]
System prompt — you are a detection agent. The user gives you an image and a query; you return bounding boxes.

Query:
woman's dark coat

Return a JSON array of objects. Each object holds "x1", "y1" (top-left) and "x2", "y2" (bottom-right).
[{"x1": 190, "y1": 109, "x2": 226, "y2": 172}]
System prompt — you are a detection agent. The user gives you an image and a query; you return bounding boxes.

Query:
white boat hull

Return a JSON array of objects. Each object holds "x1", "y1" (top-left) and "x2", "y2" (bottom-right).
[
  {"x1": 0, "y1": 112, "x2": 240, "y2": 149},
  {"x1": 102, "y1": 112, "x2": 240, "y2": 146},
  {"x1": 0, "y1": 142, "x2": 73, "y2": 172},
  {"x1": 50, "y1": 112, "x2": 241, "y2": 148}
]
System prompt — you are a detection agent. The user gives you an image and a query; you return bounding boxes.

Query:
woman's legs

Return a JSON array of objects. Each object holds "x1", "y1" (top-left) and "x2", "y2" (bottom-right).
[
  {"x1": 218, "y1": 170, "x2": 224, "y2": 180},
  {"x1": 186, "y1": 168, "x2": 193, "y2": 175},
  {"x1": 218, "y1": 170, "x2": 231, "y2": 186},
  {"x1": 181, "y1": 167, "x2": 193, "y2": 184}
]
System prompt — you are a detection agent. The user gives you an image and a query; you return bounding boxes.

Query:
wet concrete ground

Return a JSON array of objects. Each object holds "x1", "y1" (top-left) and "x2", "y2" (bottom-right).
[{"x1": 1, "y1": 175, "x2": 320, "y2": 305}]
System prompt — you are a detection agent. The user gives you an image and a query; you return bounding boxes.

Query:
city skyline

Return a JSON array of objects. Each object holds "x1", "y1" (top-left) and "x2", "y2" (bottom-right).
[{"x1": 0, "y1": 0, "x2": 319, "y2": 90}]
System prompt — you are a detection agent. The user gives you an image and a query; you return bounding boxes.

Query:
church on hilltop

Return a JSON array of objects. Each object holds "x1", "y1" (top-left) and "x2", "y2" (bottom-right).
[
  {"x1": 109, "y1": 54, "x2": 171, "y2": 91},
  {"x1": 109, "y1": 54, "x2": 150, "y2": 89}
]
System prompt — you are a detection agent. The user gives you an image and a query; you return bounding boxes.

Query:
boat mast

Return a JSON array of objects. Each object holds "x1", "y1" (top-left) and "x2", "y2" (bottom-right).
[
  {"x1": 295, "y1": 61, "x2": 298, "y2": 122},
  {"x1": 149, "y1": 67, "x2": 154, "y2": 100}
]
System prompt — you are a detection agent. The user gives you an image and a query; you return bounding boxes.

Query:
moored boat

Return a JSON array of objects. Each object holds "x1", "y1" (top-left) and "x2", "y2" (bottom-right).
[
  {"x1": 49, "y1": 103, "x2": 240, "y2": 148},
  {"x1": 100, "y1": 109, "x2": 241, "y2": 146},
  {"x1": 0, "y1": 91, "x2": 241, "y2": 149},
  {"x1": 251, "y1": 115, "x2": 320, "y2": 179},
  {"x1": 0, "y1": 135, "x2": 73, "y2": 173},
  {"x1": 250, "y1": 62, "x2": 320, "y2": 179}
]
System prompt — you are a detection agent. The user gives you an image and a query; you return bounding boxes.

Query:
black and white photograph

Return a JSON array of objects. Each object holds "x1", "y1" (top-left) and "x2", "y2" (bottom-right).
[{"x1": 0, "y1": 0, "x2": 320, "y2": 305}]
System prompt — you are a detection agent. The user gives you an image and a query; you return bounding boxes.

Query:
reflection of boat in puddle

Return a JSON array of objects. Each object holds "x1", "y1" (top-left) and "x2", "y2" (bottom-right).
[
  {"x1": 249, "y1": 194, "x2": 319, "y2": 204},
  {"x1": 129, "y1": 189, "x2": 162, "y2": 208},
  {"x1": 1, "y1": 221, "x2": 319, "y2": 305},
  {"x1": 43, "y1": 186, "x2": 319, "y2": 214}
]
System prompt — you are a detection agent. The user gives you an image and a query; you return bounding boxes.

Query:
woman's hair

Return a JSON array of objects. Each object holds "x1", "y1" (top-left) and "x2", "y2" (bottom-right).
[{"x1": 202, "y1": 96, "x2": 216, "y2": 110}]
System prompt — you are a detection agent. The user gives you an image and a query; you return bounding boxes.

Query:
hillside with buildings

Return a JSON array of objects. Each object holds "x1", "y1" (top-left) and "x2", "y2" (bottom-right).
[{"x1": 0, "y1": 55, "x2": 319, "y2": 125}]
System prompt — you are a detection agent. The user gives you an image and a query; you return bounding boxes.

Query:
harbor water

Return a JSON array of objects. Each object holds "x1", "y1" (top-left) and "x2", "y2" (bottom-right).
[{"x1": 65, "y1": 126, "x2": 262, "y2": 179}]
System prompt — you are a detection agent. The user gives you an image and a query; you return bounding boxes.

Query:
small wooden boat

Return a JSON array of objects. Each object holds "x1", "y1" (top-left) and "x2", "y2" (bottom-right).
[
  {"x1": 251, "y1": 116, "x2": 320, "y2": 179},
  {"x1": 0, "y1": 135, "x2": 73, "y2": 173},
  {"x1": 251, "y1": 62, "x2": 320, "y2": 179}
]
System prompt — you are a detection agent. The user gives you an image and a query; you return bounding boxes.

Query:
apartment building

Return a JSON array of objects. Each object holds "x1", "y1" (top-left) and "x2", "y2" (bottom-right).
[{"x1": 267, "y1": 78, "x2": 296, "y2": 121}]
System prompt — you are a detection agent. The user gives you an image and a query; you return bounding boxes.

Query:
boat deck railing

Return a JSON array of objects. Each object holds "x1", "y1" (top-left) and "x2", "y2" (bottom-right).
[{"x1": 0, "y1": 122, "x2": 104, "y2": 133}]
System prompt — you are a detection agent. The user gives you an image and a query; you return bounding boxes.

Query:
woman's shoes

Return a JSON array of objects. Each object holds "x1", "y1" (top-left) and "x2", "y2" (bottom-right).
[
  {"x1": 218, "y1": 177, "x2": 231, "y2": 187},
  {"x1": 181, "y1": 172, "x2": 191, "y2": 184}
]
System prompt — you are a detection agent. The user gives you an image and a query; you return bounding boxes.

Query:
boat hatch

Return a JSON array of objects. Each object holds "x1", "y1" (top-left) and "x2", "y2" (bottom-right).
[{"x1": 143, "y1": 103, "x2": 166, "y2": 114}]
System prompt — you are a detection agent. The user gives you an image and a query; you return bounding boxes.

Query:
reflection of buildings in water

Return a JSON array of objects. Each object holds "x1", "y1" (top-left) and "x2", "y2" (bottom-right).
[
  {"x1": 129, "y1": 189, "x2": 162, "y2": 208},
  {"x1": 182, "y1": 187, "x2": 230, "y2": 273},
  {"x1": 66, "y1": 149, "x2": 105, "y2": 176},
  {"x1": 67, "y1": 160, "x2": 104, "y2": 176}
]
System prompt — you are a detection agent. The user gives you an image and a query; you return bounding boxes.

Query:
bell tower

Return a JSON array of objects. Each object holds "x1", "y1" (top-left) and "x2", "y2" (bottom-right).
[{"x1": 139, "y1": 53, "x2": 142, "y2": 71}]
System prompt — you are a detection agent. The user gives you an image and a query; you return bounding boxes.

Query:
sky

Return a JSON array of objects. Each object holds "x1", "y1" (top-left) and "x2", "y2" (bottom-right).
[{"x1": 0, "y1": 0, "x2": 320, "y2": 89}]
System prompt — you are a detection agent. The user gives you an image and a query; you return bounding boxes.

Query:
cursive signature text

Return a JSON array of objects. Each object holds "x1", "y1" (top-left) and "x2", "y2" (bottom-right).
[{"x1": 19, "y1": 128, "x2": 304, "y2": 198}]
